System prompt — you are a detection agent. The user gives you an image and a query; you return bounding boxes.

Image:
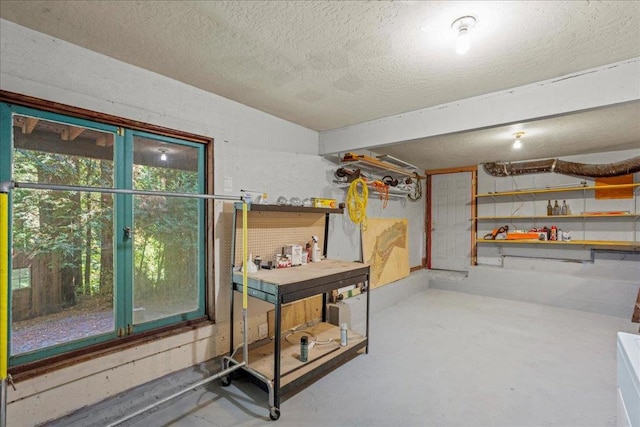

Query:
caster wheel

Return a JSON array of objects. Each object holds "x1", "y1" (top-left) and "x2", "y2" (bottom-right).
[
  {"x1": 220, "y1": 376, "x2": 231, "y2": 387},
  {"x1": 269, "y1": 407, "x2": 281, "y2": 421}
]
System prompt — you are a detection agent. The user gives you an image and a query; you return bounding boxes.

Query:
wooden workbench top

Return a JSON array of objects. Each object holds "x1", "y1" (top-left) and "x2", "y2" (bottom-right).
[{"x1": 234, "y1": 259, "x2": 368, "y2": 287}]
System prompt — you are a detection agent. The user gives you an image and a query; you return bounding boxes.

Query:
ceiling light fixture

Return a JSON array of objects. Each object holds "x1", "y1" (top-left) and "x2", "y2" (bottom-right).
[
  {"x1": 513, "y1": 132, "x2": 525, "y2": 150},
  {"x1": 451, "y1": 15, "x2": 476, "y2": 55},
  {"x1": 159, "y1": 149, "x2": 167, "y2": 161}
]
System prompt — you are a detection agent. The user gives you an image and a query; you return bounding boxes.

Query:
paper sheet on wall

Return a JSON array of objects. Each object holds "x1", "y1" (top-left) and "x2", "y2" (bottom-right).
[{"x1": 361, "y1": 217, "x2": 410, "y2": 289}]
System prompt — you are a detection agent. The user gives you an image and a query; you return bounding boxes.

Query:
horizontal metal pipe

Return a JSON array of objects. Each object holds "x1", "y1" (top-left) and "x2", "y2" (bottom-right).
[
  {"x1": 3, "y1": 181, "x2": 242, "y2": 201},
  {"x1": 105, "y1": 361, "x2": 246, "y2": 427}
]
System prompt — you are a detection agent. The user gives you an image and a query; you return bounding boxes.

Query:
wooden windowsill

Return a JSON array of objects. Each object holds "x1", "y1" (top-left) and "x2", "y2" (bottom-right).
[{"x1": 9, "y1": 317, "x2": 212, "y2": 382}]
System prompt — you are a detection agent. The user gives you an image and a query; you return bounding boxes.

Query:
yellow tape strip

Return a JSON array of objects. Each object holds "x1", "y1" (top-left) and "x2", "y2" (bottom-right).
[{"x1": 0, "y1": 193, "x2": 8, "y2": 379}]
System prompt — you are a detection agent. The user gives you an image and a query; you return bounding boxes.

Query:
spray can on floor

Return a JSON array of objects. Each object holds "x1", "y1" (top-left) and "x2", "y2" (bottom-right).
[
  {"x1": 340, "y1": 323, "x2": 348, "y2": 347},
  {"x1": 300, "y1": 336, "x2": 308, "y2": 362}
]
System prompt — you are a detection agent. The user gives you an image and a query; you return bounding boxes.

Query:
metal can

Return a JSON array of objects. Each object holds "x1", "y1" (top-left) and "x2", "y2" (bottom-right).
[
  {"x1": 340, "y1": 323, "x2": 348, "y2": 347},
  {"x1": 300, "y1": 336, "x2": 308, "y2": 362}
]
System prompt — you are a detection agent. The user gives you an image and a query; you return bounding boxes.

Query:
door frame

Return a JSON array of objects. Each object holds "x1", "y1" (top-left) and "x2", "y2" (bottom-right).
[{"x1": 425, "y1": 166, "x2": 477, "y2": 269}]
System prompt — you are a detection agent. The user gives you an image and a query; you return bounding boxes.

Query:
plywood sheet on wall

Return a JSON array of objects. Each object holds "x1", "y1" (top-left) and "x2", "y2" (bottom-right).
[
  {"x1": 361, "y1": 217, "x2": 409, "y2": 289},
  {"x1": 267, "y1": 296, "x2": 323, "y2": 337}
]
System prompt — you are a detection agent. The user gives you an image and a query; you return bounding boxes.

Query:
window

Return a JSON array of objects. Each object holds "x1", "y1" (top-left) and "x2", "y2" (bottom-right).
[
  {"x1": 11, "y1": 267, "x2": 30, "y2": 290},
  {"x1": 1, "y1": 101, "x2": 209, "y2": 366}
]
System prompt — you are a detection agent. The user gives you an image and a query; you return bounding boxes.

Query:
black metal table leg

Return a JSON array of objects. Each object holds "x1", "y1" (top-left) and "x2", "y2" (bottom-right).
[{"x1": 273, "y1": 292, "x2": 282, "y2": 412}]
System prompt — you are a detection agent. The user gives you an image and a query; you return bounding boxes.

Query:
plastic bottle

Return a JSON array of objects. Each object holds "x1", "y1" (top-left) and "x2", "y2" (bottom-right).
[
  {"x1": 547, "y1": 200, "x2": 553, "y2": 216},
  {"x1": 340, "y1": 323, "x2": 348, "y2": 347},
  {"x1": 550, "y1": 225, "x2": 557, "y2": 241},
  {"x1": 553, "y1": 200, "x2": 560, "y2": 216},
  {"x1": 300, "y1": 336, "x2": 308, "y2": 362},
  {"x1": 561, "y1": 200, "x2": 567, "y2": 215},
  {"x1": 311, "y1": 235, "x2": 320, "y2": 262}
]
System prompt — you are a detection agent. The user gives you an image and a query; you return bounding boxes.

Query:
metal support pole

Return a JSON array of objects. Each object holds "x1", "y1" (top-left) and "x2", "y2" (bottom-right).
[
  {"x1": 242, "y1": 202, "x2": 249, "y2": 364},
  {"x1": 105, "y1": 197, "x2": 249, "y2": 426},
  {"x1": 0, "y1": 180, "x2": 251, "y2": 426},
  {"x1": 1, "y1": 190, "x2": 9, "y2": 427},
  {"x1": 0, "y1": 380, "x2": 6, "y2": 427},
  {"x1": 105, "y1": 362, "x2": 246, "y2": 427}
]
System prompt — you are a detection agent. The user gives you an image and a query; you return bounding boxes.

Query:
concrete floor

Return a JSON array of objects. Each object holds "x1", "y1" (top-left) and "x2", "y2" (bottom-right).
[{"x1": 51, "y1": 289, "x2": 638, "y2": 427}]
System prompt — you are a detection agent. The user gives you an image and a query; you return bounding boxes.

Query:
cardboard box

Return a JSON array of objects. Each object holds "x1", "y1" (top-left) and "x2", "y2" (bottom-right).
[
  {"x1": 312, "y1": 198, "x2": 337, "y2": 208},
  {"x1": 284, "y1": 244, "x2": 302, "y2": 266}
]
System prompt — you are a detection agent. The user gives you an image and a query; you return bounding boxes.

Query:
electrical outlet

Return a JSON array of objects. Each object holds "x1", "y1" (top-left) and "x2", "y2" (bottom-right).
[{"x1": 258, "y1": 323, "x2": 268, "y2": 339}]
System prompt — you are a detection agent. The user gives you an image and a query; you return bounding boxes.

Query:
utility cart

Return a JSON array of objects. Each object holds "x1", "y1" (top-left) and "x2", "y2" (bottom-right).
[{"x1": 222, "y1": 203, "x2": 370, "y2": 420}]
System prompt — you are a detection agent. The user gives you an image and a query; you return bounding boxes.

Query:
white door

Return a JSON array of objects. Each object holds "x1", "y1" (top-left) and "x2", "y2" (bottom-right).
[{"x1": 431, "y1": 172, "x2": 472, "y2": 271}]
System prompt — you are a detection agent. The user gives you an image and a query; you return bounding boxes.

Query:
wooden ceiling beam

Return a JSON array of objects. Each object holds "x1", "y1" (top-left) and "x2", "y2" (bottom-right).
[
  {"x1": 61, "y1": 125, "x2": 85, "y2": 141},
  {"x1": 96, "y1": 135, "x2": 114, "y2": 147},
  {"x1": 22, "y1": 117, "x2": 39, "y2": 134}
]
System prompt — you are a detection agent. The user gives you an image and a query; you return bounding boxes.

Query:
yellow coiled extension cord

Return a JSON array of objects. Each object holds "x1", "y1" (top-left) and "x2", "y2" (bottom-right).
[{"x1": 347, "y1": 178, "x2": 368, "y2": 230}]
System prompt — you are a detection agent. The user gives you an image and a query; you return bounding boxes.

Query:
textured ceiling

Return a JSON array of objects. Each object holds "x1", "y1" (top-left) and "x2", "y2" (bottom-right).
[
  {"x1": 374, "y1": 101, "x2": 640, "y2": 170},
  {"x1": 1, "y1": 1, "x2": 639, "y2": 169}
]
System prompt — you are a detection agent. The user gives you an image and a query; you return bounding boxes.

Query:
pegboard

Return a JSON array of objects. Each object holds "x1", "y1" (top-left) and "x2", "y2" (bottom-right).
[{"x1": 232, "y1": 209, "x2": 327, "y2": 266}]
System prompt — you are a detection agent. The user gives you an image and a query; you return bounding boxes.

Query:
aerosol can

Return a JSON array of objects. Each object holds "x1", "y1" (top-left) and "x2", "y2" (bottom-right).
[{"x1": 311, "y1": 235, "x2": 321, "y2": 262}]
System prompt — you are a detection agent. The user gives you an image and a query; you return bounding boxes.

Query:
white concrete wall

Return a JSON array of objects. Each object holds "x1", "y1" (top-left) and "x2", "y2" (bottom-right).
[
  {"x1": 445, "y1": 149, "x2": 640, "y2": 317},
  {"x1": 0, "y1": 19, "x2": 425, "y2": 425},
  {"x1": 4, "y1": 17, "x2": 634, "y2": 425},
  {"x1": 476, "y1": 149, "x2": 640, "y2": 262}
]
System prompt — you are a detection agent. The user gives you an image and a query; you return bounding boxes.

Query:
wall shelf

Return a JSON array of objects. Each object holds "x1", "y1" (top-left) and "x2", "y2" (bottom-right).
[
  {"x1": 333, "y1": 181, "x2": 410, "y2": 199},
  {"x1": 234, "y1": 202, "x2": 343, "y2": 214},
  {"x1": 340, "y1": 152, "x2": 426, "y2": 180},
  {"x1": 474, "y1": 180, "x2": 639, "y2": 255},
  {"x1": 475, "y1": 213, "x2": 639, "y2": 220},
  {"x1": 477, "y1": 238, "x2": 639, "y2": 250},
  {"x1": 476, "y1": 183, "x2": 639, "y2": 198},
  {"x1": 335, "y1": 153, "x2": 424, "y2": 201}
]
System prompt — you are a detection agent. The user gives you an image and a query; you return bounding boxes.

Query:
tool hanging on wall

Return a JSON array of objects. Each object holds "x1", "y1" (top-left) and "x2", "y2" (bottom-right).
[
  {"x1": 381, "y1": 175, "x2": 399, "y2": 187},
  {"x1": 347, "y1": 178, "x2": 368, "y2": 230},
  {"x1": 371, "y1": 180, "x2": 390, "y2": 208},
  {"x1": 407, "y1": 175, "x2": 422, "y2": 201},
  {"x1": 335, "y1": 167, "x2": 366, "y2": 183}
]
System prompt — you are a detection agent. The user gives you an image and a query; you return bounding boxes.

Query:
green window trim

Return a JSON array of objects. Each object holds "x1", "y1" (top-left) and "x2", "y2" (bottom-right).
[{"x1": 1, "y1": 101, "x2": 209, "y2": 367}]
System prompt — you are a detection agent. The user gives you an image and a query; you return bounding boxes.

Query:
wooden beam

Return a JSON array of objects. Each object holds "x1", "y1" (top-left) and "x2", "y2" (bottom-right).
[
  {"x1": 22, "y1": 117, "x2": 39, "y2": 134},
  {"x1": 61, "y1": 126, "x2": 84, "y2": 141},
  {"x1": 426, "y1": 165, "x2": 477, "y2": 175},
  {"x1": 341, "y1": 153, "x2": 426, "y2": 179},
  {"x1": 96, "y1": 135, "x2": 114, "y2": 147}
]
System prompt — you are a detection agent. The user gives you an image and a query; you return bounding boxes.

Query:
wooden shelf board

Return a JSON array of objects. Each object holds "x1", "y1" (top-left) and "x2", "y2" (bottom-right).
[
  {"x1": 234, "y1": 202, "x2": 343, "y2": 214},
  {"x1": 475, "y1": 214, "x2": 639, "y2": 220},
  {"x1": 233, "y1": 322, "x2": 365, "y2": 387},
  {"x1": 476, "y1": 183, "x2": 639, "y2": 198},
  {"x1": 476, "y1": 239, "x2": 639, "y2": 248},
  {"x1": 341, "y1": 157, "x2": 426, "y2": 179}
]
